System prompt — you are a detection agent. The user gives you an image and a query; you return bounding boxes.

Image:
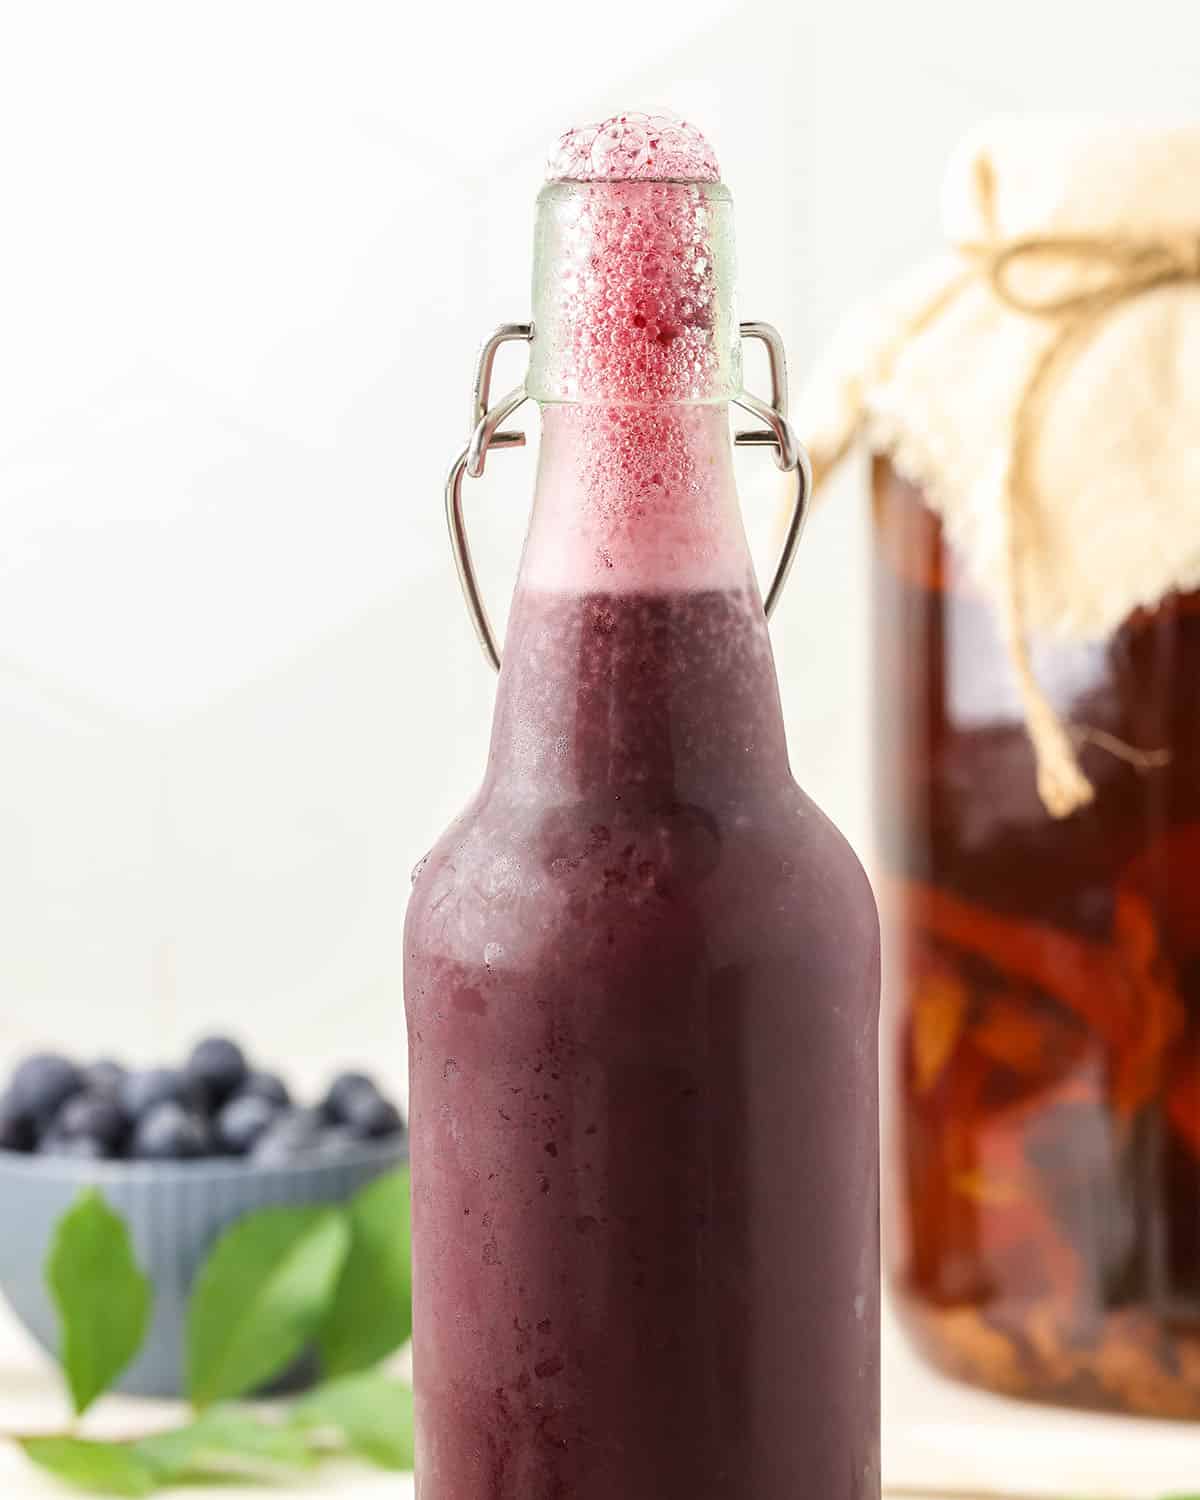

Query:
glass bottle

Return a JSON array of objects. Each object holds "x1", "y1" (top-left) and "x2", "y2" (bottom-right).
[{"x1": 406, "y1": 114, "x2": 881, "y2": 1498}]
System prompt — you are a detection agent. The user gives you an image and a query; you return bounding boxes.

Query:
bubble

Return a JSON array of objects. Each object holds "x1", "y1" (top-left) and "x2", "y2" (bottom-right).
[
  {"x1": 546, "y1": 110, "x2": 720, "y2": 183},
  {"x1": 546, "y1": 124, "x2": 598, "y2": 181},
  {"x1": 591, "y1": 120, "x2": 649, "y2": 177}
]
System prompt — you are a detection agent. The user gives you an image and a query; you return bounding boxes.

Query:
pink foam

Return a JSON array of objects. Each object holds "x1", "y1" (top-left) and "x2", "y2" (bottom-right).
[
  {"x1": 521, "y1": 404, "x2": 751, "y2": 596},
  {"x1": 526, "y1": 114, "x2": 740, "y2": 597},
  {"x1": 546, "y1": 111, "x2": 720, "y2": 183}
]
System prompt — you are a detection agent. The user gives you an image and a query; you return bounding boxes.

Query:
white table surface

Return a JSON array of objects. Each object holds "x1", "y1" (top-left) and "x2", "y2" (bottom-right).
[{"x1": 0, "y1": 1296, "x2": 1195, "y2": 1498}]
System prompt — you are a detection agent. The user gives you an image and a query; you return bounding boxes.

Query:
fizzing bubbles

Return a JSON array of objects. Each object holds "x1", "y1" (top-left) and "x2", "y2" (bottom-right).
[{"x1": 546, "y1": 110, "x2": 720, "y2": 184}]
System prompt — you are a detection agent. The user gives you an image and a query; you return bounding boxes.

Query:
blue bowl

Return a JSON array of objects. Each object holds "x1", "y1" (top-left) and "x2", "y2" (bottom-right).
[{"x1": 0, "y1": 1138, "x2": 408, "y2": 1398}]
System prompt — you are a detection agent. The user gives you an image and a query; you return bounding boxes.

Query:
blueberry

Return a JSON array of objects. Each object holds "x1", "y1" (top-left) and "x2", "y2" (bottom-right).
[
  {"x1": 53, "y1": 1092, "x2": 127, "y2": 1153},
  {"x1": 130, "y1": 1101, "x2": 209, "y2": 1161},
  {"x1": 250, "y1": 1108, "x2": 325, "y2": 1164},
  {"x1": 11, "y1": 1054, "x2": 83, "y2": 1127},
  {"x1": 186, "y1": 1037, "x2": 248, "y2": 1110},
  {"x1": 215, "y1": 1093, "x2": 279, "y2": 1156},
  {"x1": 0, "y1": 1093, "x2": 34, "y2": 1153},
  {"x1": 321, "y1": 1071, "x2": 378, "y2": 1124},
  {"x1": 121, "y1": 1067, "x2": 201, "y2": 1122},
  {"x1": 83, "y1": 1060, "x2": 128, "y2": 1098},
  {"x1": 240, "y1": 1070, "x2": 291, "y2": 1109},
  {"x1": 342, "y1": 1088, "x2": 405, "y2": 1140}
]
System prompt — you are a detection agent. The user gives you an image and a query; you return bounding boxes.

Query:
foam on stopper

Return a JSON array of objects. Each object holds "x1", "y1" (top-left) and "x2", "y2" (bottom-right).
[
  {"x1": 530, "y1": 112, "x2": 735, "y2": 406},
  {"x1": 546, "y1": 111, "x2": 720, "y2": 183}
]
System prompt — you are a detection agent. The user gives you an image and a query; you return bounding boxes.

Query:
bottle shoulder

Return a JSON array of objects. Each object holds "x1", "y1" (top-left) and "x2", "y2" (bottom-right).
[{"x1": 406, "y1": 782, "x2": 879, "y2": 976}]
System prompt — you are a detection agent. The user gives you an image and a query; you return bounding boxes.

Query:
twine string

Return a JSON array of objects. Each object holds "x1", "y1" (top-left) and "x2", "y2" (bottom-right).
[{"x1": 962, "y1": 231, "x2": 1199, "y2": 816}]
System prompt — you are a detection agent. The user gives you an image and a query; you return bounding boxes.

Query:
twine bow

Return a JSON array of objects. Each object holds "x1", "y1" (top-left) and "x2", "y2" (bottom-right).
[
  {"x1": 985, "y1": 230, "x2": 1200, "y2": 317},
  {"x1": 962, "y1": 231, "x2": 1196, "y2": 816}
]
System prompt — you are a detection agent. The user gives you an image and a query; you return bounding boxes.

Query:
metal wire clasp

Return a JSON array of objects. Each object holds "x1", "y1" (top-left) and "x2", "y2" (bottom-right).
[
  {"x1": 445, "y1": 324, "x2": 533, "y2": 671},
  {"x1": 444, "y1": 320, "x2": 812, "y2": 672}
]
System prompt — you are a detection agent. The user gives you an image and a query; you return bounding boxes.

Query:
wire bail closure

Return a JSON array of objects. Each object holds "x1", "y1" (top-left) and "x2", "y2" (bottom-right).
[{"x1": 444, "y1": 320, "x2": 812, "y2": 671}]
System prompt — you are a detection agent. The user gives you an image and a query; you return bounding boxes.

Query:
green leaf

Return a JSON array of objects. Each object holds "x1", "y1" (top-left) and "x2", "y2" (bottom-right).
[
  {"x1": 46, "y1": 1190, "x2": 153, "y2": 1416},
  {"x1": 135, "y1": 1406, "x2": 314, "y2": 1480},
  {"x1": 292, "y1": 1371, "x2": 415, "y2": 1470},
  {"x1": 317, "y1": 1168, "x2": 411, "y2": 1377},
  {"x1": 186, "y1": 1205, "x2": 351, "y2": 1408},
  {"x1": 18, "y1": 1436, "x2": 157, "y2": 1497}
]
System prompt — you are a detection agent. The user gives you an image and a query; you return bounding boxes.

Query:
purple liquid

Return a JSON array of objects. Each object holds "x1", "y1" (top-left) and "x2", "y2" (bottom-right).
[{"x1": 406, "y1": 585, "x2": 880, "y2": 1499}]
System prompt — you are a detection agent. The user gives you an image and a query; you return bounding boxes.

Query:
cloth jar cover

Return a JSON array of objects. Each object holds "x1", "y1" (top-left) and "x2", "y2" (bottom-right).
[{"x1": 798, "y1": 119, "x2": 1200, "y2": 815}]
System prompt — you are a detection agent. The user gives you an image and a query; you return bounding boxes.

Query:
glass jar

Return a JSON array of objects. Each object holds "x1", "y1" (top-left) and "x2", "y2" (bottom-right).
[{"x1": 873, "y1": 455, "x2": 1200, "y2": 1418}]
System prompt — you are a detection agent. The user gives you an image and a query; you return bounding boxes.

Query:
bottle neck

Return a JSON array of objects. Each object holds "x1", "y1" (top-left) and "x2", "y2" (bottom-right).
[{"x1": 484, "y1": 402, "x2": 791, "y2": 800}]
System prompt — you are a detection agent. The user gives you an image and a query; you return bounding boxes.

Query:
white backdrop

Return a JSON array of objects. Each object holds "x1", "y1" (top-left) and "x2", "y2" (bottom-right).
[{"x1": 2, "y1": 0, "x2": 1198, "y2": 1099}]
